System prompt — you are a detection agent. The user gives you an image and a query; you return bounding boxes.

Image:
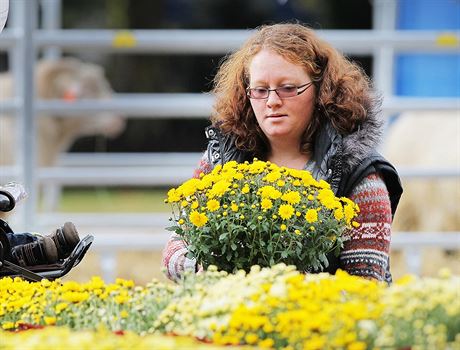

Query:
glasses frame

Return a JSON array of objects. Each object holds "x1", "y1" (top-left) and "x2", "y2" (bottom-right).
[{"x1": 246, "y1": 81, "x2": 313, "y2": 100}]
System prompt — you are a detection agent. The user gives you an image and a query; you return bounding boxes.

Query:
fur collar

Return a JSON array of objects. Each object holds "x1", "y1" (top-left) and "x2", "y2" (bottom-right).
[
  {"x1": 314, "y1": 98, "x2": 384, "y2": 175},
  {"x1": 340, "y1": 99, "x2": 383, "y2": 174}
]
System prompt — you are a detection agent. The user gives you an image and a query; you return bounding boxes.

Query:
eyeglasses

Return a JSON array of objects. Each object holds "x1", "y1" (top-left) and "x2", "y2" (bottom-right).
[{"x1": 246, "y1": 82, "x2": 313, "y2": 99}]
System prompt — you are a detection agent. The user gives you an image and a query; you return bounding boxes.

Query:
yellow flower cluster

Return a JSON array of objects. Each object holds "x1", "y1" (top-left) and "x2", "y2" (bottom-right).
[
  {"x1": 213, "y1": 269, "x2": 383, "y2": 350},
  {"x1": 374, "y1": 271, "x2": 460, "y2": 349},
  {"x1": 151, "y1": 265, "x2": 460, "y2": 349},
  {"x1": 166, "y1": 159, "x2": 360, "y2": 273},
  {"x1": 0, "y1": 276, "x2": 174, "y2": 333},
  {"x1": 167, "y1": 160, "x2": 358, "y2": 227},
  {"x1": 1, "y1": 266, "x2": 459, "y2": 349}
]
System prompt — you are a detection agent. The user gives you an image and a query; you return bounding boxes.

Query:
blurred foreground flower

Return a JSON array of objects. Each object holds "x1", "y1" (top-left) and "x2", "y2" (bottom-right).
[
  {"x1": 1, "y1": 266, "x2": 459, "y2": 349},
  {"x1": 0, "y1": 326, "x2": 248, "y2": 350}
]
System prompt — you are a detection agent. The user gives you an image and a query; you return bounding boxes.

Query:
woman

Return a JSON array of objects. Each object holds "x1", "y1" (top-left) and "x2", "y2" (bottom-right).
[{"x1": 162, "y1": 23, "x2": 402, "y2": 283}]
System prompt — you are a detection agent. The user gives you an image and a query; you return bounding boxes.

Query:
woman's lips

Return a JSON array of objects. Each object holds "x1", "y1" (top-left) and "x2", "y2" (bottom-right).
[{"x1": 266, "y1": 114, "x2": 287, "y2": 118}]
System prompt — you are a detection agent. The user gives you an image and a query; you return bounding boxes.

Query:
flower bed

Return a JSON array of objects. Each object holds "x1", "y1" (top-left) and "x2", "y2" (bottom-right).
[{"x1": 1, "y1": 265, "x2": 459, "y2": 349}]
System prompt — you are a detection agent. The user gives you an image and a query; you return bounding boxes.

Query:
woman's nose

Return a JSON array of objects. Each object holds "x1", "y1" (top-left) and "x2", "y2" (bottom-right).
[{"x1": 266, "y1": 90, "x2": 282, "y2": 108}]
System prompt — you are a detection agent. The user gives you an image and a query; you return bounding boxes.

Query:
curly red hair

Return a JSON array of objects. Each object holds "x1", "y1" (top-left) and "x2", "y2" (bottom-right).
[{"x1": 211, "y1": 23, "x2": 376, "y2": 157}]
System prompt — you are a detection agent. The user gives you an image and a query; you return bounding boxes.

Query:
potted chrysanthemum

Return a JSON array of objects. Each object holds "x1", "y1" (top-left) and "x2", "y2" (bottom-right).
[{"x1": 166, "y1": 159, "x2": 359, "y2": 273}]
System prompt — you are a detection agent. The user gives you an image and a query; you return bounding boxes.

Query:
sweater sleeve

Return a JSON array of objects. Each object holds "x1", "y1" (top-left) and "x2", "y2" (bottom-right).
[
  {"x1": 339, "y1": 172, "x2": 393, "y2": 283},
  {"x1": 161, "y1": 151, "x2": 213, "y2": 282}
]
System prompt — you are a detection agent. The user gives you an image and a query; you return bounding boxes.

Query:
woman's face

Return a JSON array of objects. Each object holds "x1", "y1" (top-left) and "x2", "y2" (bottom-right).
[{"x1": 248, "y1": 49, "x2": 315, "y2": 147}]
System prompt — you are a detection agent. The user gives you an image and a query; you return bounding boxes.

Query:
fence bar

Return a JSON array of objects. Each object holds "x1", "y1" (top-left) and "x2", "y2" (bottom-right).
[
  {"x1": 37, "y1": 213, "x2": 171, "y2": 228},
  {"x1": 19, "y1": 0, "x2": 37, "y2": 231},
  {"x1": 1, "y1": 29, "x2": 459, "y2": 53},
  {"x1": 397, "y1": 167, "x2": 460, "y2": 178},
  {"x1": 37, "y1": 29, "x2": 460, "y2": 54},
  {"x1": 56, "y1": 152, "x2": 202, "y2": 167},
  {"x1": 391, "y1": 232, "x2": 460, "y2": 248},
  {"x1": 40, "y1": 0, "x2": 62, "y2": 60},
  {"x1": 37, "y1": 166, "x2": 195, "y2": 186},
  {"x1": 2, "y1": 95, "x2": 458, "y2": 117},
  {"x1": 383, "y1": 97, "x2": 460, "y2": 113},
  {"x1": 35, "y1": 93, "x2": 214, "y2": 117},
  {"x1": 0, "y1": 29, "x2": 21, "y2": 47}
]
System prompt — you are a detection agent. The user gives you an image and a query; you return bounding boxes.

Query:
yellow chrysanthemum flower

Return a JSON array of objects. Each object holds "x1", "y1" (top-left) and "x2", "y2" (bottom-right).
[
  {"x1": 305, "y1": 209, "x2": 318, "y2": 223},
  {"x1": 344, "y1": 204, "x2": 358, "y2": 223},
  {"x1": 44, "y1": 316, "x2": 56, "y2": 325},
  {"x1": 265, "y1": 171, "x2": 281, "y2": 183},
  {"x1": 206, "y1": 199, "x2": 220, "y2": 212},
  {"x1": 189, "y1": 210, "x2": 208, "y2": 227},
  {"x1": 334, "y1": 208, "x2": 344, "y2": 221},
  {"x1": 177, "y1": 178, "x2": 200, "y2": 197},
  {"x1": 248, "y1": 160, "x2": 267, "y2": 174},
  {"x1": 261, "y1": 198, "x2": 273, "y2": 210},
  {"x1": 278, "y1": 204, "x2": 294, "y2": 220},
  {"x1": 318, "y1": 188, "x2": 341, "y2": 210},
  {"x1": 166, "y1": 188, "x2": 181, "y2": 203},
  {"x1": 281, "y1": 191, "x2": 301, "y2": 204},
  {"x1": 208, "y1": 180, "x2": 231, "y2": 198}
]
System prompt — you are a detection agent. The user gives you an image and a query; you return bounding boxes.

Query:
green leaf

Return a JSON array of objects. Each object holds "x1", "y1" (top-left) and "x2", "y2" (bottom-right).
[
  {"x1": 219, "y1": 232, "x2": 229, "y2": 242},
  {"x1": 231, "y1": 243, "x2": 237, "y2": 251},
  {"x1": 281, "y1": 251, "x2": 288, "y2": 259},
  {"x1": 319, "y1": 253, "x2": 329, "y2": 267},
  {"x1": 165, "y1": 226, "x2": 179, "y2": 232},
  {"x1": 185, "y1": 251, "x2": 195, "y2": 259}
]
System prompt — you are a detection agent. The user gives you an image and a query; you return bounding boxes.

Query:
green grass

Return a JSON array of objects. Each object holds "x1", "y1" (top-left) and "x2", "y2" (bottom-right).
[{"x1": 55, "y1": 187, "x2": 170, "y2": 213}]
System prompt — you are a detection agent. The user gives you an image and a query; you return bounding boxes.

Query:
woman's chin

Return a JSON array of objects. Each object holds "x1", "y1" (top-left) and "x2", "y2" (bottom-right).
[{"x1": 264, "y1": 128, "x2": 292, "y2": 139}]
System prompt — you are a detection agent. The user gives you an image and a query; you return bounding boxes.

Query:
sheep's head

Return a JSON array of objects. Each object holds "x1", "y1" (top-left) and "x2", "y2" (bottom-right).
[{"x1": 36, "y1": 58, "x2": 126, "y2": 139}]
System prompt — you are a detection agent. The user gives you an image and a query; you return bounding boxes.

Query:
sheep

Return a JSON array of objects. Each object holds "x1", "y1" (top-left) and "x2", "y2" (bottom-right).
[
  {"x1": 0, "y1": 58, "x2": 126, "y2": 217},
  {"x1": 0, "y1": 57, "x2": 126, "y2": 167},
  {"x1": 382, "y1": 110, "x2": 460, "y2": 232}
]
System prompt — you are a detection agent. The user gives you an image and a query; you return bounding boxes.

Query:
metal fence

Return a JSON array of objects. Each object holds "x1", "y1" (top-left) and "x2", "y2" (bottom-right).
[{"x1": 0, "y1": 0, "x2": 459, "y2": 277}]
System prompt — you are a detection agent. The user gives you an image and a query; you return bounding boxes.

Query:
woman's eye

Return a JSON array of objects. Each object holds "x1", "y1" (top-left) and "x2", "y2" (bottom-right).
[
  {"x1": 254, "y1": 88, "x2": 267, "y2": 93},
  {"x1": 279, "y1": 86, "x2": 296, "y2": 93}
]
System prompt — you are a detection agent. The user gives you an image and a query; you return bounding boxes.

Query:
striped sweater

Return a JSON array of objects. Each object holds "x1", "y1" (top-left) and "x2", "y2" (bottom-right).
[{"x1": 162, "y1": 156, "x2": 393, "y2": 283}]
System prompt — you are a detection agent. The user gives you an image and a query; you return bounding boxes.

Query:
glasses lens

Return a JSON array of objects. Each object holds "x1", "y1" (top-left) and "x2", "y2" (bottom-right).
[
  {"x1": 249, "y1": 88, "x2": 268, "y2": 99},
  {"x1": 276, "y1": 86, "x2": 298, "y2": 98}
]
